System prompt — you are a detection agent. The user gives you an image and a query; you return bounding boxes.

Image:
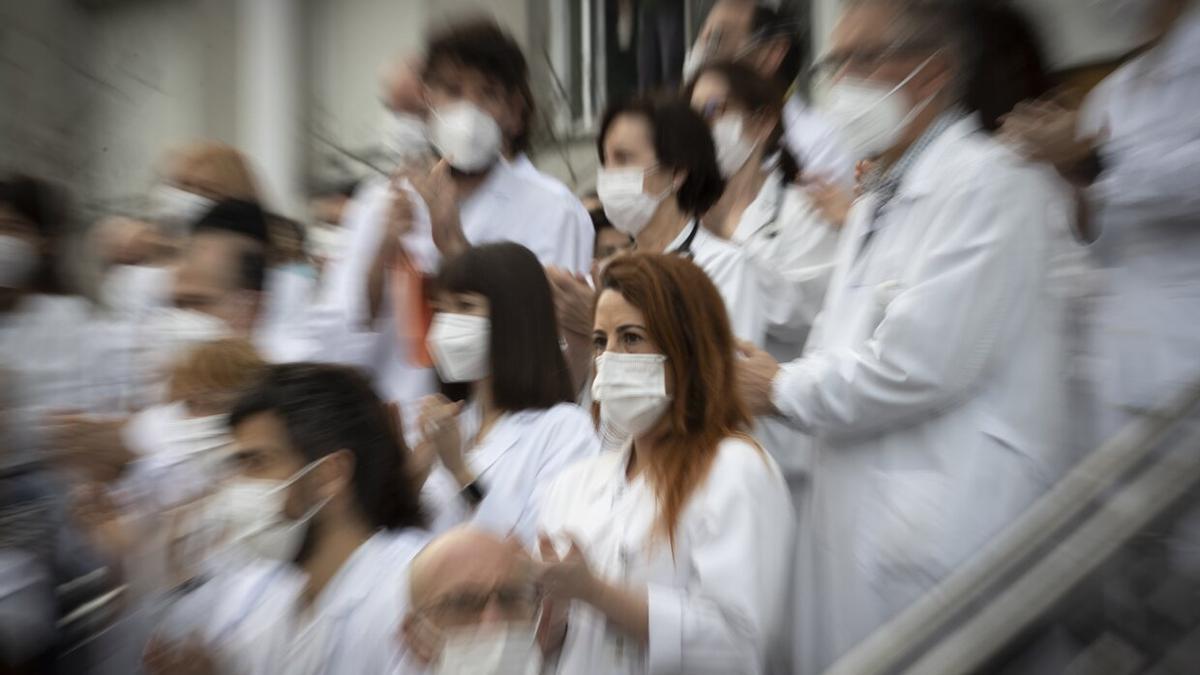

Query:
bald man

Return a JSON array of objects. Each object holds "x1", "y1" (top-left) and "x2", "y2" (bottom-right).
[{"x1": 402, "y1": 527, "x2": 543, "y2": 674}]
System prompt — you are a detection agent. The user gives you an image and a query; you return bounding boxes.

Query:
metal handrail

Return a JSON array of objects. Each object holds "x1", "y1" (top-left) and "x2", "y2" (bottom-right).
[{"x1": 826, "y1": 381, "x2": 1200, "y2": 675}]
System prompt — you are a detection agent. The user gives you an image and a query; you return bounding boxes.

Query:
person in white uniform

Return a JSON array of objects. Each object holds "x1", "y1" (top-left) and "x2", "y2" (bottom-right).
[
  {"x1": 414, "y1": 243, "x2": 599, "y2": 545},
  {"x1": 401, "y1": 527, "x2": 543, "y2": 674},
  {"x1": 0, "y1": 175, "x2": 110, "y2": 453},
  {"x1": 323, "y1": 18, "x2": 593, "y2": 415},
  {"x1": 537, "y1": 254, "x2": 794, "y2": 675},
  {"x1": 682, "y1": 0, "x2": 855, "y2": 188},
  {"x1": 593, "y1": 96, "x2": 766, "y2": 345},
  {"x1": 1000, "y1": 0, "x2": 1200, "y2": 446},
  {"x1": 688, "y1": 60, "x2": 841, "y2": 362},
  {"x1": 736, "y1": 1, "x2": 1072, "y2": 670},
  {"x1": 144, "y1": 363, "x2": 430, "y2": 675}
]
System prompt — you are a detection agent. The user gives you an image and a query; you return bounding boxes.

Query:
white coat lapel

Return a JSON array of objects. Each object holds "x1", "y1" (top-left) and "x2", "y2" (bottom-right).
[{"x1": 468, "y1": 412, "x2": 525, "y2": 478}]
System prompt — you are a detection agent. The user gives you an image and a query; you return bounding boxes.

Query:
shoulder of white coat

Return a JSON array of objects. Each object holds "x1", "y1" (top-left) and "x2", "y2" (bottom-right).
[
  {"x1": 507, "y1": 167, "x2": 587, "y2": 218},
  {"x1": 541, "y1": 444, "x2": 622, "y2": 505},
  {"x1": 703, "y1": 436, "x2": 787, "y2": 499},
  {"x1": 542, "y1": 402, "x2": 600, "y2": 435}
]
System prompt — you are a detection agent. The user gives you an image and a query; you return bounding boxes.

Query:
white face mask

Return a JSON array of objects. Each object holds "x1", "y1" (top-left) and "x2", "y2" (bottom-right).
[
  {"x1": 595, "y1": 167, "x2": 673, "y2": 238},
  {"x1": 215, "y1": 458, "x2": 332, "y2": 562},
  {"x1": 434, "y1": 623, "x2": 542, "y2": 675},
  {"x1": 712, "y1": 115, "x2": 756, "y2": 178},
  {"x1": 592, "y1": 352, "x2": 671, "y2": 441},
  {"x1": 382, "y1": 111, "x2": 432, "y2": 167},
  {"x1": 431, "y1": 102, "x2": 504, "y2": 173},
  {"x1": 821, "y1": 54, "x2": 939, "y2": 160},
  {"x1": 149, "y1": 185, "x2": 214, "y2": 234},
  {"x1": 427, "y1": 313, "x2": 491, "y2": 383},
  {"x1": 0, "y1": 235, "x2": 38, "y2": 289}
]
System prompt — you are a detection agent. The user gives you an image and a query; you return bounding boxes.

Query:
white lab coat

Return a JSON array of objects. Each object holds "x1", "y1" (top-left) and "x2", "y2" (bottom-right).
[
  {"x1": 667, "y1": 222, "x2": 767, "y2": 345},
  {"x1": 729, "y1": 170, "x2": 841, "y2": 363},
  {"x1": 771, "y1": 117, "x2": 1072, "y2": 671},
  {"x1": 783, "y1": 94, "x2": 855, "y2": 189},
  {"x1": 254, "y1": 266, "x2": 320, "y2": 363},
  {"x1": 423, "y1": 403, "x2": 600, "y2": 545},
  {"x1": 163, "y1": 530, "x2": 429, "y2": 675},
  {"x1": 538, "y1": 436, "x2": 794, "y2": 675},
  {"x1": 0, "y1": 294, "x2": 116, "y2": 455},
  {"x1": 318, "y1": 161, "x2": 593, "y2": 413},
  {"x1": 1076, "y1": 6, "x2": 1200, "y2": 441}
]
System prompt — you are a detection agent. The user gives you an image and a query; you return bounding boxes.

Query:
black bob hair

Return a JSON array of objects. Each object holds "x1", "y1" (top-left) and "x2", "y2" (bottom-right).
[{"x1": 597, "y1": 95, "x2": 726, "y2": 217}]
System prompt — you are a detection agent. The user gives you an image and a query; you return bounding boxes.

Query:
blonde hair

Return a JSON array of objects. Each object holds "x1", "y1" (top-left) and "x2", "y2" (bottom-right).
[
  {"x1": 168, "y1": 338, "x2": 268, "y2": 414},
  {"x1": 163, "y1": 141, "x2": 261, "y2": 202}
]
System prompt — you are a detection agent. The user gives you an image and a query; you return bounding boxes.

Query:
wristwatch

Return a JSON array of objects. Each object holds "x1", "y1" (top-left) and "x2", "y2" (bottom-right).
[{"x1": 460, "y1": 480, "x2": 487, "y2": 507}]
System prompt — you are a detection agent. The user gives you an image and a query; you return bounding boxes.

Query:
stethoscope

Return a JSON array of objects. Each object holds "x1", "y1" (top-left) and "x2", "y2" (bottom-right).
[{"x1": 669, "y1": 219, "x2": 702, "y2": 259}]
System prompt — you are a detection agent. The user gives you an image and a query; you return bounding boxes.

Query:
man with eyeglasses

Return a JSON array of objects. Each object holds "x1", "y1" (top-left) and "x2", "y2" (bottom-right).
[
  {"x1": 736, "y1": 1, "x2": 1073, "y2": 671},
  {"x1": 401, "y1": 527, "x2": 543, "y2": 675},
  {"x1": 683, "y1": 0, "x2": 855, "y2": 189}
]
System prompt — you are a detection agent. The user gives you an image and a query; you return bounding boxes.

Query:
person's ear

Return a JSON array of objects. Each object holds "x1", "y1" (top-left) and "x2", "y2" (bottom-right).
[{"x1": 318, "y1": 449, "x2": 356, "y2": 500}]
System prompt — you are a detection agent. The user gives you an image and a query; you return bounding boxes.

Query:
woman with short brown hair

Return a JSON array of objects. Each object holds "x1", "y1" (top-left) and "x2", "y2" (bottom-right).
[{"x1": 536, "y1": 253, "x2": 794, "y2": 674}]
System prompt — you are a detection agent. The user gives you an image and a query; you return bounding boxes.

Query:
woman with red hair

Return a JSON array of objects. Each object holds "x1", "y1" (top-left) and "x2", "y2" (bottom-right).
[{"x1": 536, "y1": 253, "x2": 794, "y2": 674}]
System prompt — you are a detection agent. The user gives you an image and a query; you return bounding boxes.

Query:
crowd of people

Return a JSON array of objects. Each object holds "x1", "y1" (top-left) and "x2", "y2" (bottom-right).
[{"x1": 1, "y1": 0, "x2": 1197, "y2": 673}]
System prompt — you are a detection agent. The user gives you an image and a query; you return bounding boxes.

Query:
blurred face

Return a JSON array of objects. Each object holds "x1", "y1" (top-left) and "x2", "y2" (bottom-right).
[
  {"x1": 823, "y1": 5, "x2": 948, "y2": 101},
  {"x1": 601, "y1": 114, "x2": 681, "y2": 198},
  {"x1": 431, "y1": 290, "x2": 489, "y2": 319},
  {"x1": 695, "y1": 0, "x2": 757, "y2": 62},
  {"x1": 689, "y1": 72, "x2": 775, "y2": 152},
  {"x1": 425, "y1": 62, "x2": 523, "y2": 148},
  {"x1": 172, "y1": 234, "x2": 258, "y2": 331},
  {"x1": 412, "y1": 542, "x2": 537, "y2": 633},
  {"x1": 593, "y1": 289, "x2": 660, "y2": 357},
  {"x1": 595, "y1": 227, "x2": 633, "y2": 261}
]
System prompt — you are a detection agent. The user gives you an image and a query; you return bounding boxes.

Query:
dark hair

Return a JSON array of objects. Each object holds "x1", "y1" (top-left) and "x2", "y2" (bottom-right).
[
  {"x1": 433, "y1": 243, "x2": 574, "y2": 412},
  {"x1": 424, "y1": 18, "x2": 536, "y2": 155},
  {"x1": 598, "y1": 96, "x2": 726, "y2": 216},
  {"x1": 193, "y1": 199, "x2": 271, "y2": 246},
  {"x1": 230, "y1": 363, "x2": 425, "y2": 531},
  {"x1": 237, "y1": 248, "x2": 267, "y2": 293},
  {"x1": 750, "y1": 3, "x2": 804, "y2": 90},
  {"x1": 961, "y1": 3, "x2": 1051, "y2": 131},
  {"x1": 0, "y1": 174, "x2": 70, "y2": 294},
  {"x1": 685, "y1": 59, "x2": 803, "y2": 182}
]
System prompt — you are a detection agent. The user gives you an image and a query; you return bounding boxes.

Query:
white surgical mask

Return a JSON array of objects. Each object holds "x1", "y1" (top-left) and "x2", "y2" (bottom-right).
[
  {"x1": 592, "y1": 352, "x2": 671, "y2": 441},
  {"x1": 711, "y1": 115, "x2": 756, "y2": 178},
  {"x1": 595, "y1": 167, "x2": 673, "y2": 237},
  {"x1": 821, "y1": 54, "x2": 938, "y2": 160},
  {"x1": 382, "y1": 111, "x2": 432, "y2": 167},
  {"x1": 434, "y1": 623, "x2": 542, "y2": 675},
  {"x1": 0, "y1": 235, "x2": 38, "y2": 289},
  {"x1": 431, "y1": 102, "x2": 504, "y2": 173},
  {"x1": 427, "y1": 313, "x2": 491, "y2": 383},
  {"x1": 215, "y1": 458, "x2": 332, "y2": 562},
  {"x1": 149, "y1": 185, "x2": 214, "y2": 233}
]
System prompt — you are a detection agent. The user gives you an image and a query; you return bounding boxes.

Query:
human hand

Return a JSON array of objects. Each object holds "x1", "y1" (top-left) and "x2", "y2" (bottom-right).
[
  {"x1": 404, "y1": 160, "x2": 468, "y2": 257},
  {"x1": 546, "y1": 267, "x2": 595, "y2": 338},
  {"x1": 803, "y1": 175, "x2": 854, "y2": 230},
  {"x1": 536, "y1": 535, "x2": 571, "y2": 655},
  {"x1": 998, "y1": 100, "x2": 1100, "y2": 171},
  {"x1": 735, "y1": 340, "x2": 782, "y2": 417},
  {"x1": 47, "y1": 413, "x2": 134, "y2": 484},
  {"x1": 536, "y1": 535, "x2": 599, "y2": 605},
  {"x1": 417, "y1": 395, "x2": 468, "y2": 482}
]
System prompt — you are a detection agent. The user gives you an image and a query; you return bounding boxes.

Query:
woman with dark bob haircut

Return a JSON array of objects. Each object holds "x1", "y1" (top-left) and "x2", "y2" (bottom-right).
[
  {"x1": 588, "y1": 95, "x2": 768, "y2": 345},
  {"x1": 413, "y1": 242, "x2": 600, "y2": 543}
]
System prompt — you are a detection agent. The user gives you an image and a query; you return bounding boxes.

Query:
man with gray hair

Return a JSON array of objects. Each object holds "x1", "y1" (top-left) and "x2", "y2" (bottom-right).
[{"x1": 737, "y1": 0, "x2": 1073, "y2": 670}]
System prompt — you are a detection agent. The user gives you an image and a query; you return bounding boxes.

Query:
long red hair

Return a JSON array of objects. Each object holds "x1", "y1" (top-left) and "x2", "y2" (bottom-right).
[{"x1": 597, "y1": 254, "x2": 753, "y2": 550}]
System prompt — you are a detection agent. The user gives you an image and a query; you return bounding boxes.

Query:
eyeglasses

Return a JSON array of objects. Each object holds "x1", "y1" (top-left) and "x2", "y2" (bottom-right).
[
  {"x1": 810, "y1": 42, "x2": 940, "y2": 82},
  {"x1": 419, "y1": 586, "x2": 542, "y2": 627}
]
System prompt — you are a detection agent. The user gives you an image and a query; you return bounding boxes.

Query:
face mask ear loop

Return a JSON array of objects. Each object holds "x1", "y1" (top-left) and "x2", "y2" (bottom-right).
[{"x1": 841, "y1": 50, "x2": 941, "y2": 126}]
